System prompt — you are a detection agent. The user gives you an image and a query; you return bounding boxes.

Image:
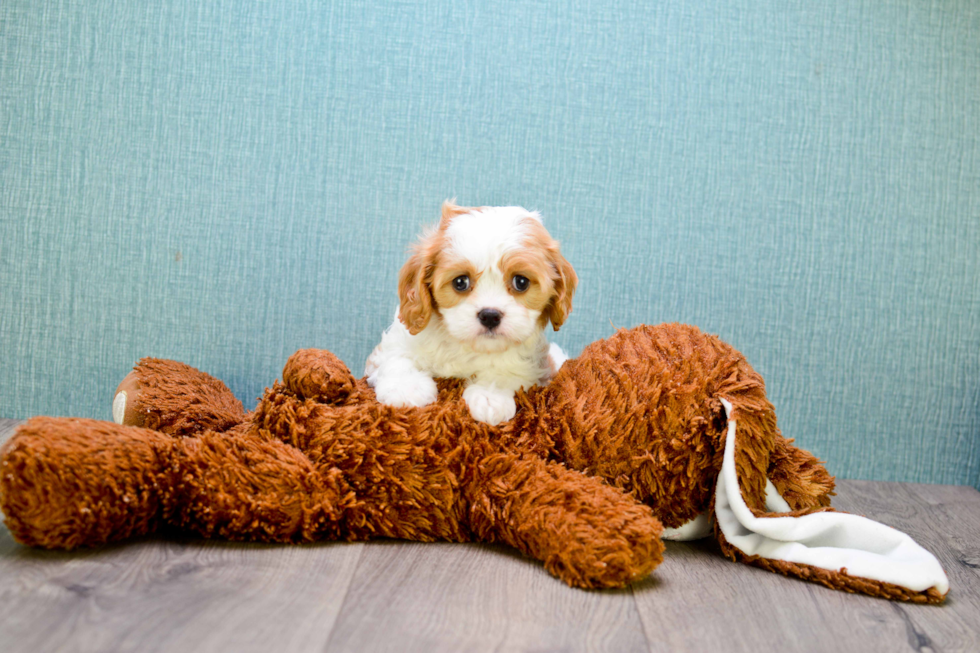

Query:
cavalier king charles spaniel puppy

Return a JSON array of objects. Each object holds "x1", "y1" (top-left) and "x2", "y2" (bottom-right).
[{"x1": 365, "y1": 201, "x2": 577, "y2": 425}]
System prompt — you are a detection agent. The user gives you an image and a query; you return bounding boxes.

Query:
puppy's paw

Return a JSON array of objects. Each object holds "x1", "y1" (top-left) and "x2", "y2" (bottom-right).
[
  {"x1": 372, "y1": 372, "x2": 439, "y2": 408},
  {"x1": 463, "y1": 384, "x2": 517, "y2": 425},
  {"x1": 541, "y1": 342, "x2": 569, "y2": 383}
]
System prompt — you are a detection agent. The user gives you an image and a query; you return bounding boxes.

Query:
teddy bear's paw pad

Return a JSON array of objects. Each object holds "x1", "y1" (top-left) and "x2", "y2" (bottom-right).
[
  {"x1": 112, "y1": 391, "x2": 127, "y2": 424},
  {"x1": 111, "y1": 372, "x2": 143, "y2": 426},
  {"x1": 463, "y1": 384, "x2": 516, "y2": 425}
]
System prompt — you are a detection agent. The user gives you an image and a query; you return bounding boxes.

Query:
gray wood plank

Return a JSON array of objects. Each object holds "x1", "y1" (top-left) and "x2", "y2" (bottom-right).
[
  {"x1": 0, "y1": 530, "x2": 365, "y2": 653},
  {"x1": 324, "y1": 540, "x2": 650, "y2": 653},
  {"x1": 831, "y1": 480, "x2": 980, "y2": 652},
  {"x1": 634, "y1": 479, "x2": 980, "y2": 653}
]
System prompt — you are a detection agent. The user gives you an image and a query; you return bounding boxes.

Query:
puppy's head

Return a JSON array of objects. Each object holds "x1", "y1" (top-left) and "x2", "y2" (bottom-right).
[{"x1": 398, "y1": 201, "x2": 577, "y2": 353}]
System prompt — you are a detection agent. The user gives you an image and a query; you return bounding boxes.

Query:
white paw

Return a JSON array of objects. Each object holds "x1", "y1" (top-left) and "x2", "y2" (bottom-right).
[
  {"x1": 463, "y1": 384, "x2": 517, "y2": 425},
  {"x1": 548, "y1": 343, "x2": 569, "y2": 370},
  {"x1": 372, "y1": 373, "x2": 439, "y2": 408}
]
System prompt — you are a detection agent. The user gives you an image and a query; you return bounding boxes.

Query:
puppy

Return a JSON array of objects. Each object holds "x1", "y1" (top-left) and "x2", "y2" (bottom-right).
[{"x1": 366, "y1": 201, "x2": 577, "y2": 425}]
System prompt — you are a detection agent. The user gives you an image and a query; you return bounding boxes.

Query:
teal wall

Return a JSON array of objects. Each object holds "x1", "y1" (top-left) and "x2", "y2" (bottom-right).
[{"x1": 2, "y1": 1, "x2": 978, "y2": 488}]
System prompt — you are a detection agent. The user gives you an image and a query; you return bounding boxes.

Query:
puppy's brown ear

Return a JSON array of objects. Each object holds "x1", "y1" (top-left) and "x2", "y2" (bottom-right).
[
  {"x1": 439, "y1": 199, "x2": 470, "y2": 228},
  {"x1": 546, "y1": 248, "x2": 577, "y2": 331},
  {"x1": 397, "y1": 234, "x2": 439, "y2": 335}
]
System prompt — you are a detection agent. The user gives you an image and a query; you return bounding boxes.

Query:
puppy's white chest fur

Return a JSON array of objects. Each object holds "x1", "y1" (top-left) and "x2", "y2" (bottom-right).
[{"x1": 367, "y1": 311, "x2": 552, "y2": 389}]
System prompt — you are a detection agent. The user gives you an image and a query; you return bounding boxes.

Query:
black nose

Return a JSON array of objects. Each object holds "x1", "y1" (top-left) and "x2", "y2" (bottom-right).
[{"x1": 478, "y1": 308, "x2": 503, "y2": 330}]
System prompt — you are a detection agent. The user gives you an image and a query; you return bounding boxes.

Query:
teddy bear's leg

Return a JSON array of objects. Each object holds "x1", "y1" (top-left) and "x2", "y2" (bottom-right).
[
  {"x1": 165, "y1": 425, "x2": 346, "y2": 543},
  {"x1": 465, "y1": 453, "x2": 664, "y2": 589},
  {"x1": 112, "y1": 358, "x2": 245, "y2": 436},
  {"x1": 0, "y1": 417, "x2": 177, "y2": 548}
]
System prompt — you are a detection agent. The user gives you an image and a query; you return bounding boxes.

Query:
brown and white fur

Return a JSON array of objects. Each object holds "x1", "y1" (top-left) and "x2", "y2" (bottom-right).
[{"x1": 366, "y1": 201, "x2": 577, "y2": 425}]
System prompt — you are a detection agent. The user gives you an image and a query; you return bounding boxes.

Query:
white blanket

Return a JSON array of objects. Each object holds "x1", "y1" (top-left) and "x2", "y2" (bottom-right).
[{"x1": 665, "y1": 398, "x2": 949, "y2": 596}]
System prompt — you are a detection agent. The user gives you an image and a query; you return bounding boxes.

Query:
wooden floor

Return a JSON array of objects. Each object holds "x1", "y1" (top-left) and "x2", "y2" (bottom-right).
[{"x1": 1, "y1": 418, "x2": 978, "y2": 652}]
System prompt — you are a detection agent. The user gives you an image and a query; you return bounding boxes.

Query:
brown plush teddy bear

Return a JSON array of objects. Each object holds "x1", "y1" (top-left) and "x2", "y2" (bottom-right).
[{"x1": 0, "y1": 324, "x2": 948, "y2": 602}]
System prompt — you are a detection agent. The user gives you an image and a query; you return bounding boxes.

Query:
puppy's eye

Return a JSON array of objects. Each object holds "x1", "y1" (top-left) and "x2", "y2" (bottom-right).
[
  {"x1": 452, "y1": 275, "x2": 470, "y2": 292},
  {"x1": 511, "y1": 275, "x2": 530, "y2": 293}
]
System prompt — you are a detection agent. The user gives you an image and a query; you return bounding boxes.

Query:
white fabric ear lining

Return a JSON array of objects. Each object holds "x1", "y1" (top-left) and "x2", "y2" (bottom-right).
[
  {"x1": 714, "y1": 398, "x2": 949, "y2": 595},
  {"x1": 661, "y1": 480, "x2": 788, "y2": 541},
  {"x1": 662, "y1": 511, "x2": 712, "y2": 541}
]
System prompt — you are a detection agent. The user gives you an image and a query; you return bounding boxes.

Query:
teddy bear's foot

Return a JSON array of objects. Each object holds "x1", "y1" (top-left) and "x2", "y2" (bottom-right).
[{"x1": 112, "y1": 358, "x2": 245, "y2": 437}]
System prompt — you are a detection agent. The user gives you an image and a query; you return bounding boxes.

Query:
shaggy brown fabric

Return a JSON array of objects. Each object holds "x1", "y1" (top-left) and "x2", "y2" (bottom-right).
[
  {"x1": 115, "y1": 358, "x2": 246, "y2": 436},
  {"x1": 0, "y1": 323, "x2": 942, "y2": 599}
]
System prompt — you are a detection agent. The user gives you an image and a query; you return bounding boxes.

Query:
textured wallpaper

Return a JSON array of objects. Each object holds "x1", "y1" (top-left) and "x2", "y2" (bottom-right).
[{"x1": 1, "y1": 0, "x2": 978, "y2": 488}]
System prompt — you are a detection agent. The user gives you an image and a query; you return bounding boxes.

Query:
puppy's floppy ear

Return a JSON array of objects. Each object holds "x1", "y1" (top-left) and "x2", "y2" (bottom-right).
[
  {"x1": 398, "y1": 201, "x2": 465, "y2": 335},
  {"x1": 546, "y1": 248, "x2": 577, "y2": 331},
  {"x1": 397, "y1": 232, "x2": 440, "y2": 335},
  {"x1": 439, "y1": 199, "x2": 470, "y2": 228}
]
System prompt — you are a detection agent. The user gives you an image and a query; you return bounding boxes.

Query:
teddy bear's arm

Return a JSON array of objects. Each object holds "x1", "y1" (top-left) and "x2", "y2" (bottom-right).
[
  {"x1": 1, "y1": 417, "x2": 177, "y2": 548},
  {"x1": 282, "y1": 349, "x2": 361, "y2": 404},
  {"x1": 463, "y1": 453, "x2": 664, "y2": 589},
  {"x1": 0, "y1": 417, "x2": 350, "y2": 548}
]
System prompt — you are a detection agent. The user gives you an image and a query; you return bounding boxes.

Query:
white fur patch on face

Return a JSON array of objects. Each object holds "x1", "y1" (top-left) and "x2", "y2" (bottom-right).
[
  {"x1": 438, "y1": 207, "x2": 545, "y2": 353},
  {"x1": 440, "y1": 273, "x2": 541, "y2": 353},
  {"x1": 443, "y1": 207, "x2": 541, "y2": 271}
]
